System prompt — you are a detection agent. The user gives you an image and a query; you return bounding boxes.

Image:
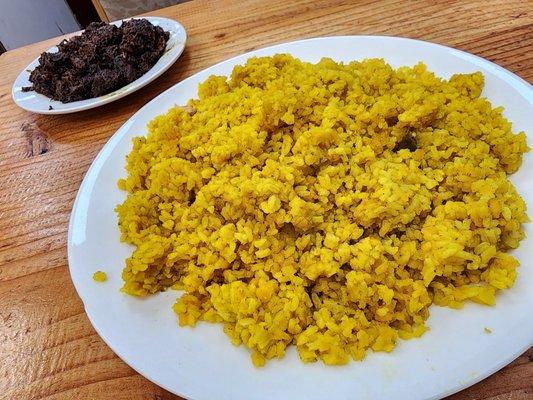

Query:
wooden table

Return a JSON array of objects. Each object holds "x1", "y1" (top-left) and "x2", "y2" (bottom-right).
[{"x1": 0, "y1": 0, "x2": 531, "y2": 399}]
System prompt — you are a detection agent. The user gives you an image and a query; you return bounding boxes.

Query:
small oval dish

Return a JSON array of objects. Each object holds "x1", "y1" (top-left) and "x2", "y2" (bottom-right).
[{"x1": 12, "y1": 16, "x2": 186, "y2": 115}]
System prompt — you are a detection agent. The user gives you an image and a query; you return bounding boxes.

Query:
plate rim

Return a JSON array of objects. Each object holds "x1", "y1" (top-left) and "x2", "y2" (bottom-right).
[
  {"x1": 11, "y1": 16, "x2": 187, "y2": 115},
  {"x1": 68, "y1": 34, "x2": 533, "y2": 400}
]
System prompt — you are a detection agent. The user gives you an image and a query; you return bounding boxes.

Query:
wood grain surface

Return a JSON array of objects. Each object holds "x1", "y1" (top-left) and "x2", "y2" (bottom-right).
[{"x1": 0, "y1": 0, "x2": 532, "y2": 399}]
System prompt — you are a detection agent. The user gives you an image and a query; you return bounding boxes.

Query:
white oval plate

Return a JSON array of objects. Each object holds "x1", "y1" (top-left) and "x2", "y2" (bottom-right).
[
  {"x1": 12, "y1": 17, "x2": 186, "y2": 115},
  {"x1": 68, "y1": 36, "x2": 533, "y2": 400}
]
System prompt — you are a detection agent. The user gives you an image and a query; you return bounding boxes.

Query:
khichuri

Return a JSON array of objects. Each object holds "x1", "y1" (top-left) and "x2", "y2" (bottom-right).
[{"x1": 115, "y1": 54, "x2": 528, "y2": 366}]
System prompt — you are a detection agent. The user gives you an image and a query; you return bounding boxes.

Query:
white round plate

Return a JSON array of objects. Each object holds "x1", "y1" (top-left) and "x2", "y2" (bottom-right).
[
  {"x1": 12, "y1": 17, "x2": 186, "y2": 115},
  {"x1": 68, "y1": 36, "x2": 533, "y2": 400}
]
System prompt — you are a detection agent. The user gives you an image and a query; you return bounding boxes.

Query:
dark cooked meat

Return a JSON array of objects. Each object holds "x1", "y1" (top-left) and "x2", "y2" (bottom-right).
[{"x1": 26, "y1": 19, "x2": 169, "y2": 103}]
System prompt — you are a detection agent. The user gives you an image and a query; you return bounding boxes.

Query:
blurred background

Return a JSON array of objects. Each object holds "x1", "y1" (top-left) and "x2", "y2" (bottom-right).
[{"x1": 0, "y1": 0, "x2": 187, "y2": 53}]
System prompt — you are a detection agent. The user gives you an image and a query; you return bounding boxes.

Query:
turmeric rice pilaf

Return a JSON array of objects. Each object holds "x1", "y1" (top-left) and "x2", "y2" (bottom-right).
[{"x1": 115, "y1": 54, "x2": 528, "y2": 366}]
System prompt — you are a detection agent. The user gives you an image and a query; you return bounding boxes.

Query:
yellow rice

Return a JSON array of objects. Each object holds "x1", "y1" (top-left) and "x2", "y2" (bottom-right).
[
  {"x1": 93, "y1": 270, "x2": 107, "y2": 282},
  {"x1": 116, "y1": 54, "x2": 529, "y2": 366}
]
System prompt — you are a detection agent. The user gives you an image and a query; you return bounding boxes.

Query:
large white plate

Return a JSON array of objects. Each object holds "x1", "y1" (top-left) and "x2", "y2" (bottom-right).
[
  {"x1": 68, "y1": 36, "x2": 533, "y2": 400},
  {"x1": 12, "y1": 17, "x2": 186, "y2": 115}
]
